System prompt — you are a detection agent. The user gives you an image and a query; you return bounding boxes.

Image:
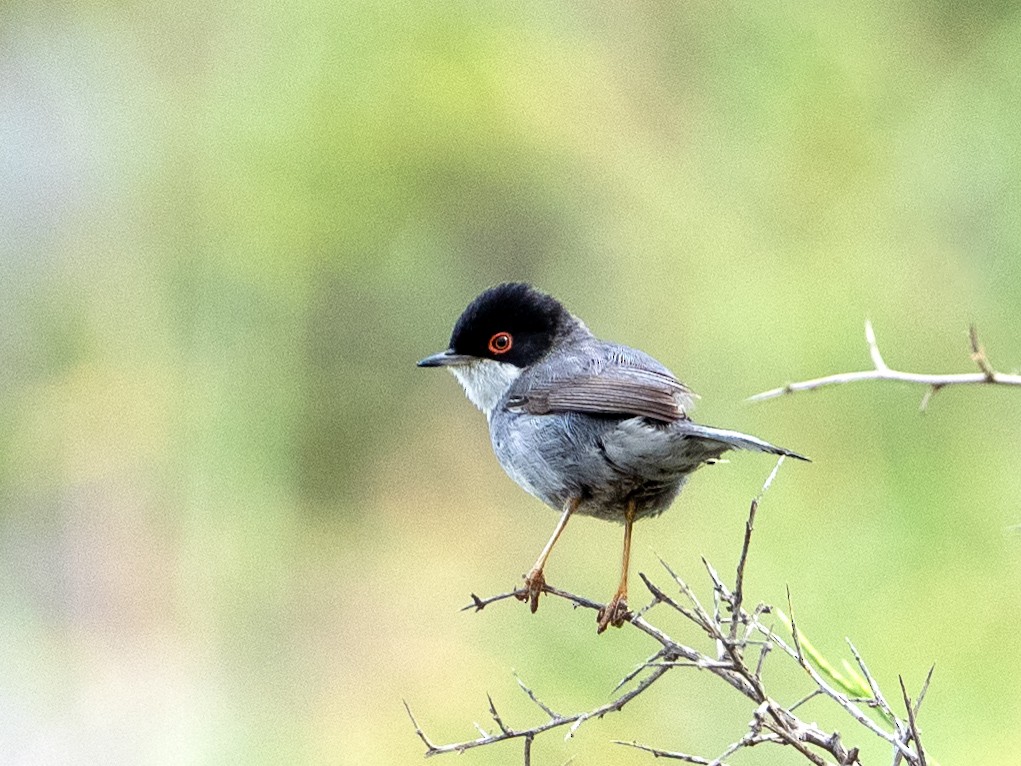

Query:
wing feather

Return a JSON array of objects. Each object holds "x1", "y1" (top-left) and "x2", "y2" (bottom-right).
[{"x1": 515, "y1": 366, "x2": 694, "y2": 422}]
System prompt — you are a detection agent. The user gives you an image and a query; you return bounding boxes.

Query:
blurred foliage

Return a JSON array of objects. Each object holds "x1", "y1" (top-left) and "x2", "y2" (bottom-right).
[{"x1": 3, "y1": 1, "x2": 1021, "y2": 764}]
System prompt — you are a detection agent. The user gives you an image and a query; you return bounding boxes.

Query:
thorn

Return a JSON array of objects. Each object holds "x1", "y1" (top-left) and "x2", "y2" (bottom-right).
[
  {"x1": 914, "y1": 664, "x2": 936, "y2": 716},
  {"x1": 785, "y1": 586, "x2": 803, "y2": 661},
  {"x1": 487, "y1": 693, "x2": 512, "y2": 735},
  {"x1": 757, "y1": 456, "x2": 785, "y2": 501},
  {"x1": 515, "y1": 673, "x2": 559, "y2": 719},
  {"x1": 403, "y1": 699, "x2": 438, "y2": 753},
  {"x1": 865, "y1": 319, "x2": 888, "y2": 371},
  {"x1": 969, "y1": 324, "x2": 995, "y2": 379},
  {"x1": 918, "y1": 385, "x2": 939, "y2": 412}
]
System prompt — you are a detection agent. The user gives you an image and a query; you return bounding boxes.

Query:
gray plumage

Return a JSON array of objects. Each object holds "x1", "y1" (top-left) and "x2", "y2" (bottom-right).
[{"x1": 487, "y1": 320, "x2": 804, "y2": 522}]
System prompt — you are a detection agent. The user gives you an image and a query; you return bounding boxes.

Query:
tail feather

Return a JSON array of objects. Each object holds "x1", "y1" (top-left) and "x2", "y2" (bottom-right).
[{"x1": 681, "y1": 423, "x2": 810, "y2": 462}]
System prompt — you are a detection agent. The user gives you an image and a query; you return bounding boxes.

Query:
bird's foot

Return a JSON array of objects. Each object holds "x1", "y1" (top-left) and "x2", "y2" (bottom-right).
[
  {"x1": 515, "y1": 568, "x2": 546, "y2": 613},
  {"x1": 596, "y1": 594, "x2": 631, "y2": 634}
]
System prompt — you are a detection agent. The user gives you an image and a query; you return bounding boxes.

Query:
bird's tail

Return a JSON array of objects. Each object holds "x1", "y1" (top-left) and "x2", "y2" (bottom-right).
[{"x1": 680, "y1": 423, "x2": 810, "y2": 462}]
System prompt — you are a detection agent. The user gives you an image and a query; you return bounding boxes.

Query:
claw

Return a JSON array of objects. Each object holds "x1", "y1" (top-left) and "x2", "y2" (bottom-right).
[
  {"x1": 516, "y1": 569, "x2": 546, "y2": 613},
  {"x1": 596, "y1": 596, "x2": 631, "y2": 633}
]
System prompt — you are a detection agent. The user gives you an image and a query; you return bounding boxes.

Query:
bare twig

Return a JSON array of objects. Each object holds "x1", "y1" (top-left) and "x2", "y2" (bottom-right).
[
  {"x1": 488, "y1": 694, "x2": 511, "y2": 736},
  {"x1": 404, "y1": 699, "x2": 438, "y2": 752},
  {"x1": 728, "y1": 454, "x2": 783, "y2": 644},
  {"x1": 613, "y1": 649, "x2": 670, "y2": 693},
  {"x1": 846, "y1": 639, "x2": 900, "y2": 729},
  {"x1": 464, "y1": 585, "x2": 604, "y2": 614},
  {"x1": 613, "y1": 739, "x2": 719, "y2": 763},
  {"x1": 969, "y1": 324, "x2": 996, "y2": 379},
  {"x1": 914, "y1": 664, "x2": 936, "y2": 718},
  {"x1": 899, "y1": 676, "x2": 928, "y2": 766},
  {"x1": 749, "y1": 320, "x2": 1021, "y2": 408},
  {"x1": 788, "y1": 689, "x2": 823, "y2": 713},
  {"x1": 515, "y1": 674, "x2": 561, "y2": 720},
  {"x1": 407, "y1": 660, "x2": 672, "y2": 759},
  {"x1": 730, "y1": 497, "x2": 758, "y2": 643}
]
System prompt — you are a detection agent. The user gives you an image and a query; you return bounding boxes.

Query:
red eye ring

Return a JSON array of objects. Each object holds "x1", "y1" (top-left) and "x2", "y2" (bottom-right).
[{"x1": 488, "y1": 332, "x2": 513, "y2": 354}]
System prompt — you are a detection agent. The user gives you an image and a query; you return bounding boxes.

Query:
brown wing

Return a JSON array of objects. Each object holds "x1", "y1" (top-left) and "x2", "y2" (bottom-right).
[{"x1": 513, "y1": 367, "x2": 694, "y2": 422}]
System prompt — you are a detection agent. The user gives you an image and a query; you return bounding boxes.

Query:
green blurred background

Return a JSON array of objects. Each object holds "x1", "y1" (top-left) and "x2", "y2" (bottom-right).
[{"x1": 3, "y1": 2, "x2": 1021, "y2": 764}]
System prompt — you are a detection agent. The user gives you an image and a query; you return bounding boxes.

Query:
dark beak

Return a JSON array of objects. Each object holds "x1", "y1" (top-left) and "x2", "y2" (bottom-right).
[{"x1": 417, "y1": 349, "x2": 472, "y2": 368}]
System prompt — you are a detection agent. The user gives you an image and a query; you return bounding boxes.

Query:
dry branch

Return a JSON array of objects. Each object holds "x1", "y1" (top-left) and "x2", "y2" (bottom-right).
[
  {"x1": 750, "y1": 321, "x2": 1021, "y2": 409},
  {"x1": 405, "y1": 459, "x2": 935, "y2": 765}
]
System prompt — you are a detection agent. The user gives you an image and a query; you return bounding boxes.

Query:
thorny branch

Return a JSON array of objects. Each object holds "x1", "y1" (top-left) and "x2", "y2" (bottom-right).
[
  {"x1": 749, "y1": 321, "x2": 1021, "y2": 410},
  {"x1": 405, "y1": 459, "x2": 936, "y2": 765}
]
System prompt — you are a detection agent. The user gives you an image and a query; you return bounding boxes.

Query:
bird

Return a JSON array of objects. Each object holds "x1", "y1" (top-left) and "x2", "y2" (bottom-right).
[{"x1": 418, "y1": 283, "x2": 807, "y2": 633}]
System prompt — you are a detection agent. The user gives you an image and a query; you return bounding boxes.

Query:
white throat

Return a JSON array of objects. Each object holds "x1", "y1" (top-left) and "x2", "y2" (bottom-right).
[{"x1": 449, "y1": 359, "x2": 522, "y2": 415}]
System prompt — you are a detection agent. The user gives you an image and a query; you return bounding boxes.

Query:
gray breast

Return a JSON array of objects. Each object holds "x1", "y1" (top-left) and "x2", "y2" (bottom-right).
[{"x1": 489, "y1": 408, "x2": 699, "y2": 522}]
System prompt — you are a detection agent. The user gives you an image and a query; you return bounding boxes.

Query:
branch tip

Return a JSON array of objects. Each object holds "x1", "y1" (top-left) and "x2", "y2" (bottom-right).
[
  {"x1": 403, "y1": 699, "x2": 438, "y2": 753},
  {"x1": 751, "y1": 321, "x2": 1020, "y2": 403},
  {"x1": 914, "y1": 664, "x2": 936, "y2": 717},
  {"x1": 969, "y1": 324, "x2": 995, "y2": 379},
  {"x1": 864, "y1": 319, "x2": 888, "y2": 371}
]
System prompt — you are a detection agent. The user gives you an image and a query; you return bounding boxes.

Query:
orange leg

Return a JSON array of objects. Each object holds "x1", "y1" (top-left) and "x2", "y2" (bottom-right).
[
  {"x1": 517, "y1": 498, "x2": 578, "y2": 613},
  {"x1": 597, "y1": 501, "x2": 636, "y2": 633}
]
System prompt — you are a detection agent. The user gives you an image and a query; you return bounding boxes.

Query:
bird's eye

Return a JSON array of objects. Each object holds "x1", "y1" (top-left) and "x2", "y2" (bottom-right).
[{"x1": 488, "y1": 332, "x2": 513, "y2": 354}]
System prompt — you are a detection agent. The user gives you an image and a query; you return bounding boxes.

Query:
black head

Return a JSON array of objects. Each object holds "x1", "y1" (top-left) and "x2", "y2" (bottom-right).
[{"x1": 419, "y1": 283, "x2": 571, "y2": 369}]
